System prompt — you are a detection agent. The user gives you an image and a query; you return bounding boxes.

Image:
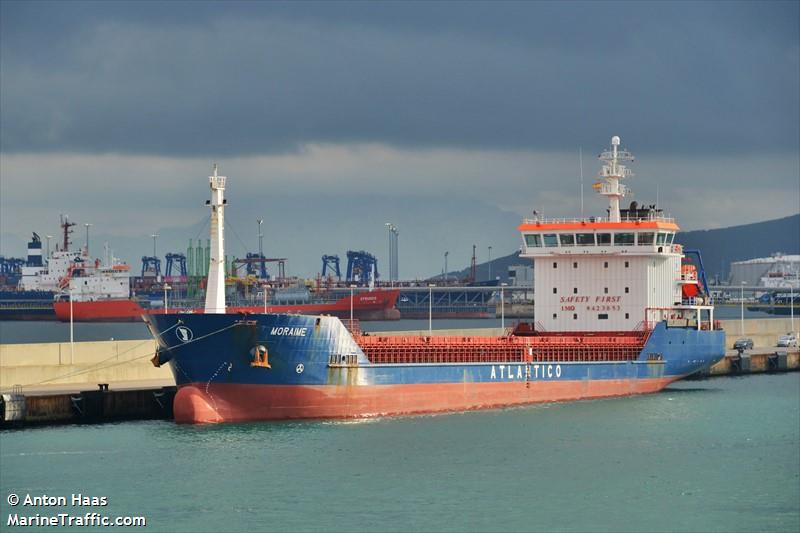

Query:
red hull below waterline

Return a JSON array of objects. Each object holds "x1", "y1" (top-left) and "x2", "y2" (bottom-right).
[
  {"x1": 53, "y1": 289, "x2": 401, "y2": 322},
  {"x1": 172, "y1": 377, "x2": 677, "y2": 424}
]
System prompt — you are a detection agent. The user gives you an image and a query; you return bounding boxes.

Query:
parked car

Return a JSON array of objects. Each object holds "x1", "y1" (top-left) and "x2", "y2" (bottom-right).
[
  {"x1": 776, "y1": 333, "x2": 798, "y2": 348},
  {"x1": 733, "y1": 338, "x2": 754, "y2": 350}
]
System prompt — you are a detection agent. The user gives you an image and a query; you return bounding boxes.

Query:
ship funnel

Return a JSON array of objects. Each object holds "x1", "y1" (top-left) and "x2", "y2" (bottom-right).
[{"x1": 204, "y1": 164, "x2": 227, "y2": 314}]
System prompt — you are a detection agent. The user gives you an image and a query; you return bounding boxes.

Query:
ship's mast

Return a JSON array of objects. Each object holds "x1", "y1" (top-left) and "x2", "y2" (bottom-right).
[
  {"x1": 204, "y1": 164, "x2": 227, "y2": 314},
  {"x1": 598, "y1": 136, "x2": 634, "y2": 222},
  {"x1": 60, "y1": 215, "x2": 76, "y2": 252}
]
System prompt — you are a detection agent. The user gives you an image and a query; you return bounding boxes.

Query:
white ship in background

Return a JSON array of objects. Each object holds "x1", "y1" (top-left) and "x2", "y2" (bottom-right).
[{"x1": 19, "y1": 217, "x2": 131, "y2": 302}]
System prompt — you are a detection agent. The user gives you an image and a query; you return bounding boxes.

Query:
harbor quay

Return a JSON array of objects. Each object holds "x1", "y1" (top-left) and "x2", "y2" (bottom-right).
[{"x1": 0, "y1": 317, "x2": 797, "y2": 427}]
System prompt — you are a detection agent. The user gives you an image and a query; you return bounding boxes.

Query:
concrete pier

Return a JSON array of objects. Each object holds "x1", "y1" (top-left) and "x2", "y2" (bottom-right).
[{"x1": 0, "y1": 338, "x2": 172, "y2": 392}]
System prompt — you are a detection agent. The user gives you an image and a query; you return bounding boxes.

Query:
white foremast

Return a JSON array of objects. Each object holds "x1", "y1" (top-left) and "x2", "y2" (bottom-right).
[
  {"x1": 204, "y1": 164, "x2": 227, "y2": 314},
  {"x1": 598, "y1": 135, "x2": 634, "y2": 223}
]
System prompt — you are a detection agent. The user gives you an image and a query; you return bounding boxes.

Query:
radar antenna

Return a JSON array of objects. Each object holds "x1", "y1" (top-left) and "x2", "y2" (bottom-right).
[{"x1": 597, "y1": 136, "x2": 635, "y2": 222}]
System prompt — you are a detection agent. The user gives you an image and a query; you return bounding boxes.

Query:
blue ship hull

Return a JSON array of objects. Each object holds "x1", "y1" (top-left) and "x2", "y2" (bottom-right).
[{"x1": 145, "y1": 313, "x2": 725, "y2": 423}]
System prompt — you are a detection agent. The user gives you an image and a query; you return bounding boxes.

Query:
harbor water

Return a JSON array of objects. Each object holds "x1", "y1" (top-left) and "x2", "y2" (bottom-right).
[{"x1": 1, "y1": 373, "x2": 798, "y2": 532}]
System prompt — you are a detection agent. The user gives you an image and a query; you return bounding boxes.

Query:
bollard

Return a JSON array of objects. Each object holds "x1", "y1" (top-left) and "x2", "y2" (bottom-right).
[{"x1": 768, "y1": 351, "x2": 788, "y2": 372}]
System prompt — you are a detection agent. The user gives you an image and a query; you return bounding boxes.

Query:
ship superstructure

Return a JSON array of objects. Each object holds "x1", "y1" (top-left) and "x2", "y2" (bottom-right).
[
  {"x1": 145, "y1": 143, "x2": 726, "y2": 424},
  {"x1": 519, "y1": 136, "x2": 713, "y2": 333}
]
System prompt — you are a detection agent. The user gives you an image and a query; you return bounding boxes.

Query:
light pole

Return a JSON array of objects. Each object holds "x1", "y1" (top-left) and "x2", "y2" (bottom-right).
[
  {"x1": 444, "y1": 251, "x2": 449, "y2": 283},
  {"x1": 740, "y1": 281, "x2": 746, "y2": 337},
  {"x1": 428, "y1": 284, "x2": 435, "y2": 335},
  {"x1": 69, "y1": 286, "x2": 74, "y2": 364},
  {"x1": 385, "y1": 223, "x2": 393, "y2": 285},
  {"x1": 393, "y1": 226, "x2": 399, "y2": 282},
  {"x1": 84, "y1": 223, "x2": 92, "y2": 255},
  {"x1": 501, "y1": 282, "x2": 508, "y2": 330},
  {"x1": 257, "y1": 219, "x2": 264, "y2": 257},
  {"x1": 163, "y1": 284, "x2": 171, "y2": 313},
  {"x1": 488, "y1": 246, "x2": 493, "y2": 281},
  {"x1": 350, "y1": 285, "x2": 354, "y2": 324},
  {"x1": 151, "y1": 233, "x2": 159, "y2": 258}
]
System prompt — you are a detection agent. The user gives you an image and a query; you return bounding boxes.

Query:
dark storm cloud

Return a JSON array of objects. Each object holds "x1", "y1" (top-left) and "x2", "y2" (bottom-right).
[{"x1": 1, "y1": 0, "x2": 798, "y2": 156}]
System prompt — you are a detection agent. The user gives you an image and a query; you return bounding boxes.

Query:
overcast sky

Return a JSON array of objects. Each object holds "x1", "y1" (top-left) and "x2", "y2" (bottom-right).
[{"x1": 1, "y1": 1, "x2": 798, "y2": 278}]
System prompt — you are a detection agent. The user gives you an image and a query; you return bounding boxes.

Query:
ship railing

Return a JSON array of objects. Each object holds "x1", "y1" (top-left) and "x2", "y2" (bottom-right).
[
  {"x1": 522, "y1": 214, "x2": 676, "y2": 225},
  {"x1": 342, "y1": 319, "x2": 362, "y2": 336}
]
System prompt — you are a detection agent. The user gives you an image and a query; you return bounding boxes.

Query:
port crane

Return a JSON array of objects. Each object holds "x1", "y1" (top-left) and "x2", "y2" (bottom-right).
[
  {"x1": 346, "y1": 250, "x2": 379, "y2": 286},
  {"x1": 140, "y1": 256, "x2": 161, "y2": 277},
  {"x1": 321, "y1": 255, "x2": 341, "y2": 280},
  {"x1": 165, "y1": 253, "x2": 188, "y2": 278}
]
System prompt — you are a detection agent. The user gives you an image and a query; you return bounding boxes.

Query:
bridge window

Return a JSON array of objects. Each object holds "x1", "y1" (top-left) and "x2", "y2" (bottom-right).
[
  {"x1": 666, "y1": 233, "x2": 675, "y2": 245},
  {"x1": 597, "y1": 233, "x2": 611, "y2": 245},
  {"x1": 576, "y1": 233, "x2": 595, "y2": 246},
  {"x1": 525, "y1": 234, "x2": 542, "y2": 247},
  {"x1": 657, "y1": 232, "x2": 667, "y2": 245},
  {"x1": 638, "y1": 232, "x2": 655, "y2": 245},
  {"x1": 559, "y1": 234, "x2": 575, "y2": 246},
  {"x1": 614, "y1": 233, "x2": 635, "y2": 246},
  {"x1": 543, "y1": 234, "x2": 559, "y2": 247}
]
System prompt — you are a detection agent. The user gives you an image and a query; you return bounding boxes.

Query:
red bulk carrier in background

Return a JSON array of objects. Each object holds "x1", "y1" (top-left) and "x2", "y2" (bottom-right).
[{"x1": 53, "y1": 288, "x2": 400, "y2": 322}]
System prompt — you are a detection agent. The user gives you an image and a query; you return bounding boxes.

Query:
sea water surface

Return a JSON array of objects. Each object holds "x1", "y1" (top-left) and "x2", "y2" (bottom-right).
[{"x1": 1, "y1": 373, "x2": 798, "y2": 532}]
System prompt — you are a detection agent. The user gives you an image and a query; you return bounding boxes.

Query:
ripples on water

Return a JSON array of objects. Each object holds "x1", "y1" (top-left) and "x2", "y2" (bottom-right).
[{"x1": 2, "y1": 374, "x2": 798, "y2": 532}]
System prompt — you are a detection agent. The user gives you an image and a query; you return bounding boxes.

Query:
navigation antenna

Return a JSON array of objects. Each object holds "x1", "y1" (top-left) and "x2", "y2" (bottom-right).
[{"x1": 597, "y1": 136, "x2": 634, "y2": 222}]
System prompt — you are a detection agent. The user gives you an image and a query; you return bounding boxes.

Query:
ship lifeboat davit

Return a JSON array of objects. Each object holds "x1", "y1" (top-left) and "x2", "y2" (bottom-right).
[{"x1": 173, "y1": 385, "x2": 221, "y2": 424}]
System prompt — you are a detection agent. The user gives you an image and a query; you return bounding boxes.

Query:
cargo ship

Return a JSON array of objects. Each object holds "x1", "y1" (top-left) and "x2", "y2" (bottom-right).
[
  {"x1": 146, "y1": 141, "x2": 726, "y2": 423},
  {"x1": 0, "y1": 222, "x2": 110, "y2": 321}
]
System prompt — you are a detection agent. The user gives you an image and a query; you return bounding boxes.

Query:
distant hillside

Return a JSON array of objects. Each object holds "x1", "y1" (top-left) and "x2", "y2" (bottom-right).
[
  {"x1": 441, "y1": 214, "x2": 800, "y2": 283},
  {"x1": 675, "y1": 214, "x2": 799, "y2": 281}
]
